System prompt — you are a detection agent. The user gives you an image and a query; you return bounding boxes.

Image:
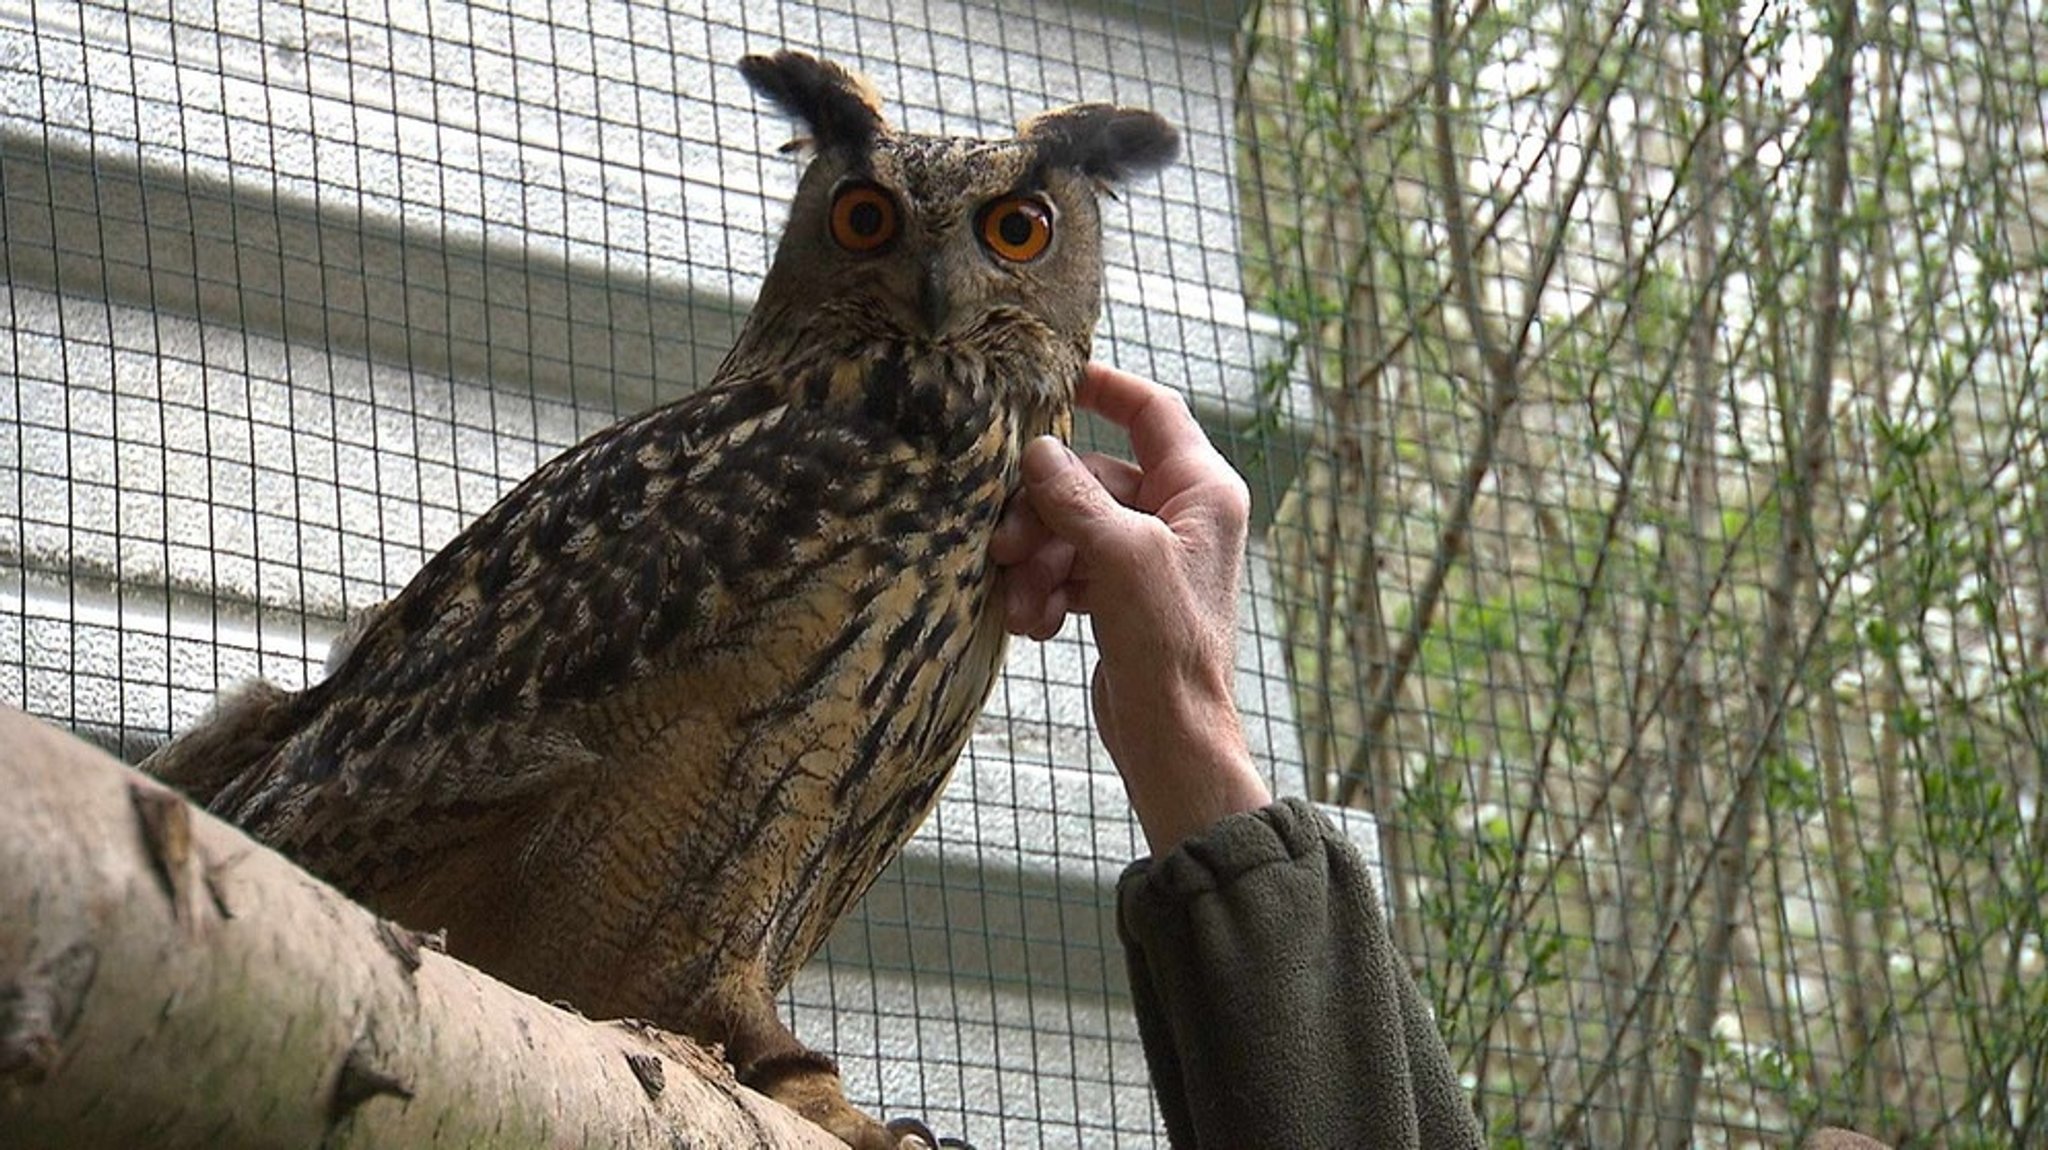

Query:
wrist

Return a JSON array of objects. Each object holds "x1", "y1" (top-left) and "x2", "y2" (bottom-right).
[{"x1": 1112, "y1": 678, "x2": 1270, "y2": 856}]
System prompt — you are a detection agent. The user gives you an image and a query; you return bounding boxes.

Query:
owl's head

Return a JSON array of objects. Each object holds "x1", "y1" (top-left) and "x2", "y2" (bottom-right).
[{"x1": 737, "y1": 51, "x2": 1178, "y2": 358}]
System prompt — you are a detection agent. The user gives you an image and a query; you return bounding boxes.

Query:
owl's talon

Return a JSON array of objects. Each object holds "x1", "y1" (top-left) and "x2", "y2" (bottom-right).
[
  {"x1": 885, "y1": 1116, "x2": 975, "y2": 1149},
  {"x1": 885, "y1": 1117, "x2": 937, "y2": 1148}
]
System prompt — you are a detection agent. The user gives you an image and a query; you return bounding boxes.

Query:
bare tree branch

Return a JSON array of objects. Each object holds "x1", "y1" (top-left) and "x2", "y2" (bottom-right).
[
  {"x1": 1332, "y1": 0, "x2": 1524, "y2": 811},
  {"x1": 0, "y1": 705, "x2": 839, "y2": 1150},
  {"x1": 1661, "y1": 0, "x2": 1860, "y2": 1139}
]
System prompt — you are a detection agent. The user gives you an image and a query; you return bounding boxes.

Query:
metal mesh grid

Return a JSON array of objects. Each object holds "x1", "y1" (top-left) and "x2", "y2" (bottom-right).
[
  {"x1": 1240, "y1": 0, "x2": 2048, "y2": 1145},
  {"x1": 3, "y1": 2, "x2": 1286, "y2": 1146},
  {"x1": 6, "y1": 0, "x2": 2047, "y2": 1147}
]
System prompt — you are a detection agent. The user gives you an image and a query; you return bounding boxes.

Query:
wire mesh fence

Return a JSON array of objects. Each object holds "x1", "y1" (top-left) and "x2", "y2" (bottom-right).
[
  {"x1": 4, "y1": 0, "x2": 2044, "y2": 1147},
  {"x1": 1243, "y1": 0, "x2": 2048, "y2": 1145}
]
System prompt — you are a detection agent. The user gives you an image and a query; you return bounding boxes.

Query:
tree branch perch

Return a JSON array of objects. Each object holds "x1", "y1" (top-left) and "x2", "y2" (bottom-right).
[{"x1": 0, "y1": 704, "x2": 839, "y2": 1150}]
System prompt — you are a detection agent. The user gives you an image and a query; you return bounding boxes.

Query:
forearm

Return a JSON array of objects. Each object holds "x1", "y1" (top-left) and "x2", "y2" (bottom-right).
[{"x1": 1102, "y1": 663, "x2": 1270, "y2": 856}]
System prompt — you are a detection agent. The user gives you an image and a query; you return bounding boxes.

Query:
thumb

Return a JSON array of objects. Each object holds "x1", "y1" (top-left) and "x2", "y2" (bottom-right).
[{"x1": 1020, "y1": 436, "x2": 1130, "y2": 553}]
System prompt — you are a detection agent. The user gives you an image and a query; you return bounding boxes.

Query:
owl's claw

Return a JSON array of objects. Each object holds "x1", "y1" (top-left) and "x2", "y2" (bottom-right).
[{"x1": 885, "y1": 1116, "x2": 976, "y2": 1149}]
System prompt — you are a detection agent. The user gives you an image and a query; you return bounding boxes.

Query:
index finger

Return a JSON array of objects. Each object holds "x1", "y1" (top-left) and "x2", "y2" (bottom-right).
[{"x1": 1078, "y1": 363, "x2": 1213, "y2": 471}]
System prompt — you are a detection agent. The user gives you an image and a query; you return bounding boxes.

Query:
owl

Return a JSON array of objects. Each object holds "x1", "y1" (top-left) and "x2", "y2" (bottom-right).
[{"x1": 143, "y1": 50, "x2": 1177, "y2": 1148}]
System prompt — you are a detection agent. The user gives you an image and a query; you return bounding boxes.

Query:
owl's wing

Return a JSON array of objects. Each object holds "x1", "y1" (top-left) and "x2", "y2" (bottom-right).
[{"x1": 195, "y1": 353, "x2": 944, "y2": 874}]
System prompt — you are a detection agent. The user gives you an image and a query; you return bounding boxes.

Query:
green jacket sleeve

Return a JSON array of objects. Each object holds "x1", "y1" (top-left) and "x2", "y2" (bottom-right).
[{"x1": 1117, "y1": 797, "x2": 1485, "y2": 1149}]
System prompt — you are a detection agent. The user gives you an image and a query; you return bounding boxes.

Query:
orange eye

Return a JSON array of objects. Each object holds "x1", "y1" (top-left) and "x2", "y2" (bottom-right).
[
  {"x1": 979, "y1": 196, "x2": 1053, "y2": 262},
  {"x1": 829, "y1": 183, "x2": 899, "y2": 253}
]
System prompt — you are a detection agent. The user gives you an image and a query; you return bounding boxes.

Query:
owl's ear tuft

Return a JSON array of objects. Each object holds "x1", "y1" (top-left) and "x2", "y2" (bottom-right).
[
  {"x1": 1021, "y1": 105, "x2": 1180, "y2": 185},
  {"x1": 740, "y1": 51, "x2": 888, "y2": 155}
]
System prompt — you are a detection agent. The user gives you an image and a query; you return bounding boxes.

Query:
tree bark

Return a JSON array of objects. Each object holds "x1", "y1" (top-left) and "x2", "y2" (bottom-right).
[{"x1": 0, "y1": 704, "x2": 839, "y2": 1150}]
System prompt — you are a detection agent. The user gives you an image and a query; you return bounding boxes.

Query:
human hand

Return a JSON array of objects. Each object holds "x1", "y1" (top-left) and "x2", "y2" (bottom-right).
[{"x1": 991, "y1": 363, "x2": 1271, "y2": 856}]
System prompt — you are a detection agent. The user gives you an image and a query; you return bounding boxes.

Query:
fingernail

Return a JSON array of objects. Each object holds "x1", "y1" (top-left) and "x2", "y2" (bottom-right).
[{"x1": 1021, "y1": 435, "x2": 1074, "y2": 482}]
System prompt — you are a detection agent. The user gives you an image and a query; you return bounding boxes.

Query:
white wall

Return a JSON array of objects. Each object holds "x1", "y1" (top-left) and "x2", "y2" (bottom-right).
[{"x1": 1, "y1": 2, "x2": 1370, "y2": 1144}]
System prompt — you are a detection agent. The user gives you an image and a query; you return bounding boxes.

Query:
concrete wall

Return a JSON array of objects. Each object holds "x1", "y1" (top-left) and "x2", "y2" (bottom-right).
[{"x1": 1, "y1": 2, "x2": 1369, "y2": 1144}]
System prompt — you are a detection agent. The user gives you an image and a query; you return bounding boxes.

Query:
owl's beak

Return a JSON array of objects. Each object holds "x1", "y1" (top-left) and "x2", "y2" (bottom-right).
[{"x1": 918, "y1": 259, "x2": 951, "y2": 336}]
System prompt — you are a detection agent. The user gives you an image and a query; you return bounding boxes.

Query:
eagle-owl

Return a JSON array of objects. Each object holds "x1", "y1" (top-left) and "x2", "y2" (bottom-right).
[{"x1": 143, "y1": 50, "x2": 1177, "y2": 1148}]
